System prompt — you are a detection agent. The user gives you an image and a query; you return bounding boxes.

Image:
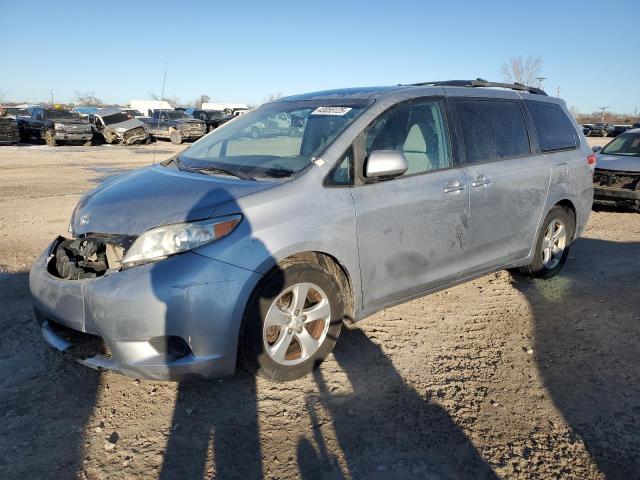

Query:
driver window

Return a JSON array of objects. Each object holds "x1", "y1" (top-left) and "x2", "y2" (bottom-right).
[{"x1": 365, "y1": 100, "x2": 451, "y2": 176}]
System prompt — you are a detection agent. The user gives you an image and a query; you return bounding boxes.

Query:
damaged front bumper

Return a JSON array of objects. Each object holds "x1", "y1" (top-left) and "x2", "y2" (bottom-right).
[
  {"x1": 54, "y1": 130, "x2": 93, "y2": 142},
  {"x1": 29, "y1": 237, "x2": 261, "y2": 380},
  {"x1": 593, "y1": 169, "x2": 640, "y2": 207}
]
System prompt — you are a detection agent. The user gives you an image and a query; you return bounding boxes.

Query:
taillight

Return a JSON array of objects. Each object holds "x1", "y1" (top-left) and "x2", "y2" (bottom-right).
[{"x1": 587, "y1": 154, "x2": 597, "y2": 170}]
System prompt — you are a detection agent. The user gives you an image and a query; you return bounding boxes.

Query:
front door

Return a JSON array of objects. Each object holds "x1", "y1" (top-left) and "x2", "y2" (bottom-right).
[{"x1": 351, "y1": 98, "x2": 469, "y2": 310}]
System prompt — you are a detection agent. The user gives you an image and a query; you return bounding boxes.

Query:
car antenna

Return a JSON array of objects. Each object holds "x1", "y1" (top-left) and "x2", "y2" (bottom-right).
[{"x1": 153, "y1": 62, "x2": 168, "y2": 165}]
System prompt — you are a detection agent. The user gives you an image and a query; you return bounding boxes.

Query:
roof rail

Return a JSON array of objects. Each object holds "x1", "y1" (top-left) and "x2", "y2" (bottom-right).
[{"x1": 410, "y1": 78, "x2": 548, "y2": 96}]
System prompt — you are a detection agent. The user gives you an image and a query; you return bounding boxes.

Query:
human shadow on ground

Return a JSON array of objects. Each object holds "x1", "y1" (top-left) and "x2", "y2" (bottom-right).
[
  {"x1": 297, "y1": 327, "x2": 499, "y2": 479},
  {"x1": 0, "y1": 271, "x2": 101, "y2": 478},
  {"x1": 512, "y1": 237, "x2": 640, "y2": 478}
]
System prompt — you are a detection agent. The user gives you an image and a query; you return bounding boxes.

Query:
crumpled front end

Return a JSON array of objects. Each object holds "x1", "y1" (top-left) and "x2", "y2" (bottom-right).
[
  {"x1": 29, "y1": 236, "x2": 262, "y2": 380},
  {"x1": 121, "y1": 126, "x2": 150, "y2": 145},
  {"x1": 593, "y1": 168, "x2": 640, "y2": 209}
]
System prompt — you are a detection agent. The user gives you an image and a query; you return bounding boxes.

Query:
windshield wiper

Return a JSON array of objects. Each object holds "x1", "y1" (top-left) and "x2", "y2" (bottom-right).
[
  {"x1": 173, "y1": 157, "x2": 254, "y2": 180},
  {"x1": 196, "y1": 165, "x2": 255, "y2": 180}
]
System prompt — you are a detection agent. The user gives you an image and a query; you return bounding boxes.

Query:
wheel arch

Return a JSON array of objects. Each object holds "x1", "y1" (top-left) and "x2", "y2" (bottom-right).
[{"x1": 553, "y1": 199, "x2": 578, "y2": 238}]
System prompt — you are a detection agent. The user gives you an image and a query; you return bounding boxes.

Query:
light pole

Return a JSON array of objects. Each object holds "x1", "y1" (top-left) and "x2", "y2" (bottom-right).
[
  {"x1": 599, "y1": 106, "x2": 609, "y2": 123},
  {"x1": 536, "y1": 77, "x2": 547, "y2": 89}
]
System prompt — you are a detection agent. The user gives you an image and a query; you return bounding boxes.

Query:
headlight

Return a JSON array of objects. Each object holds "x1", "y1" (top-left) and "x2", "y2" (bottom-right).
[{"x1": 121, "y1": 215, "x2": 242, "y2": 266}]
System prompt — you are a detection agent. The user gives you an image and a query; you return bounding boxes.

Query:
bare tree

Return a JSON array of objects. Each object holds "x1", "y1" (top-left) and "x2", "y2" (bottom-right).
[
  {"x1": 74, "y1": 90, "x2": 105, "y2": 107},
  {"x1": 148, "y1": 91, "x2": 181, "y2": 108},
  {"x1": 194, "y1": 94, "x2": 210, "y2": 109},
  {"x1": 264, "y1": 92, "x2": 283, "y2": 103},
  {"x1": 500, "y1": 56, "x2": 543, "y2": 87}
]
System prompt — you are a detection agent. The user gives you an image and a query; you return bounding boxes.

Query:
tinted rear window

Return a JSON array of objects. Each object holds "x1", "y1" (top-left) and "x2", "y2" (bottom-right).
[
  {"x1": 455, "y1": 100, "x2": 530, "y2": 164},
  {"x1": 525, "y1": 101, "x2": 578, "y2": 152}
]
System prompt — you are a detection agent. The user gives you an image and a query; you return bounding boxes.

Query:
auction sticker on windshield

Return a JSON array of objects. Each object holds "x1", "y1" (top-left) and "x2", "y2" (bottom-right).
[{"x1": 311, "y1": 106, "x2": 353, "y2": 116}]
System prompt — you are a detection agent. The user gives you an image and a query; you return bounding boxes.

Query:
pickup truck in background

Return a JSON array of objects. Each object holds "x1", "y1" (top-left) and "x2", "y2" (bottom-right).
[
  {"x1": 18, "y1": 107, "x2": 93, "y2": 146},
  {"x1": 141, "y1": 109, "x2": 206, "y2": 144},
  {"x1": 0, "y1": 107, "x2": 20, "y2": 145}
]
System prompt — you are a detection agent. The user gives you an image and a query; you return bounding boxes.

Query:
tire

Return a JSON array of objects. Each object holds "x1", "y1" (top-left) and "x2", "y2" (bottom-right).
[
  {"x1": 144, "y1": 136, "x2": 152, "y2": 144},
  {"x1": 170, "y1": 130, "x2": 183, "y2": 145},
  {"x1": 238, "y1": 261, "x2": 343, "y2": 381},
  {"x1": 602, "y1": 131, "x2": 608, "y2": 138},
  {"x1": 44, "y1": 130, "x2": 57, "y2": 147},
  {"x1": 520, "y1": 206, "x2": 575, "y2": 279}
]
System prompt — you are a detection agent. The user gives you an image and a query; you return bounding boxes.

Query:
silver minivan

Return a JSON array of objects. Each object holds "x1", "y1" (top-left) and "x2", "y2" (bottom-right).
[{"x1": 29, "y1": 80, "x2": 594, "y2": 381}]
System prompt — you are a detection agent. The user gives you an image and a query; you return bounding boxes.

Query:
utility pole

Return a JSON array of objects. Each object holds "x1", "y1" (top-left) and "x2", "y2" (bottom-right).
[
  {"x1": 50, "y1": 89, "x2": 54, "y2": 105},
  {"x1": 536, "y1": 76, "x2": 547, "y2": 89},
  {"x1": 599, "y1": 106, "x2": 609, "y2": 123},
  {"x1": 556, "y1": 86, "x2": 560, "y2": 97}
]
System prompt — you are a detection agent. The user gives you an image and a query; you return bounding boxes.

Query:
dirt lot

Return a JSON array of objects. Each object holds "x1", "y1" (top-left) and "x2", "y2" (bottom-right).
[{"x1": 0, "y1": 138, "x2": 638, "y2": 479}]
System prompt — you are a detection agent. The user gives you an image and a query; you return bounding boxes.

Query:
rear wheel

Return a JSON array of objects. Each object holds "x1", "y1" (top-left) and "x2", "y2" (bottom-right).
[
  {"x1": 44, "y1": 130, "x2": 57, "y2": 147},
  {"x1": 239, "y1": 261, "x2": 343, "y2": 381},
  {"x1": 170, "y1": 130, "x2": 183, "y2": 145},
  {"x1": 520, "y1": 206, "x2": 575, "y2": 279}
]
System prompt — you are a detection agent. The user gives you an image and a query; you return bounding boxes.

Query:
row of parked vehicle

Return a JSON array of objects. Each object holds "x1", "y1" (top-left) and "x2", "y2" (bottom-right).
[
  {"x1": 0, "y1": 101, "x2": 250, "y2": 146},
  {"x1": 581, "y1": 122, "x2": 639, "y2": 138}
]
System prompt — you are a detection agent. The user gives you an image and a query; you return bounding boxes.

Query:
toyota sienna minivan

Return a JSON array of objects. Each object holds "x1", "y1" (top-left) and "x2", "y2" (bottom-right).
[{"x1": 30, "y1": 79, "x2": 594, "y2": 381}]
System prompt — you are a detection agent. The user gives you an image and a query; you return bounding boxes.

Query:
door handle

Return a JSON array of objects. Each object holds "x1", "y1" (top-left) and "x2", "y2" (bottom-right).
[
  {"x1": 444, "y1": 179, "x2": 467, "y2": 194},
  {"x1": 471, "y1": 174, "x2": 492, "y2": 187}
]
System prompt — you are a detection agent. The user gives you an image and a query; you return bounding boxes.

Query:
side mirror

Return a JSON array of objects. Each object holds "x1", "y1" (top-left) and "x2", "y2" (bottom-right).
[
  {"x1": 592, "y1": 146, "x2": 602, "y2": 153},
  {"x1": 365, "y1": 150, "x2": 408, "y2": 178}
]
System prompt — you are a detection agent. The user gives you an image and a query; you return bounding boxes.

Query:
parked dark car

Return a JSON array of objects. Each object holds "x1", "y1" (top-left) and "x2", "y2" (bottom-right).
[
  {"x1": 587, "y1": 123, "x2": 610, "y2": 137},
  {"x1": 0, "y1": 108, "x2": 20, "y2": 145},
  {"x1": 581, "y1": 125, "x2": 591, "y2": 136},
  {"x1": 141, "y1": 109, "x2": 206, "y2": 144},
  {"x1": 18, "y1": 107, "x2": 93, "y2": 146},
  {"x1": 183, "y1": 108, "x2": 230, "y2": 132},
  {"x1": 592, "y1": 128, "x2": 640, "y2": 210},
  {"x1": 89, "y1": 108, "x2": 151, "y2": 145},
  {"x1": 609, "y1": 125, "x2": 632, "y2": 138}
]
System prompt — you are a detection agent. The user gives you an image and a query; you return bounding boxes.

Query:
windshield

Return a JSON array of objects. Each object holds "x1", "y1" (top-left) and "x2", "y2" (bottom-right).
[
  {"x1": 125, "y1": 109, "x2": 143, "y2": 117},
  {"x1": 178, "y1": 101, "x2": 366, "y2": 179},
  {"x1": 166, "y1": 111, "x2": 190, "y2": 120},
  {"x1": 102, "y1": 112, "x2": 133, "y2": 125},
  {"x1": 45, "y1": 110, "x2": 80, "y2": 120},
  {"x1": 5, "y1": 108, "x2": 30, "y2": 116},
  {"x1": 601, "y1": 132, "x2": 640, "y2": 157}
]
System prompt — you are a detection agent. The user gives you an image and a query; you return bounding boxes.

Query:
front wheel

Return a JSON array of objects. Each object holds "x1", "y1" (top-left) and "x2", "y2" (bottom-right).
[
  {"x1": 520, "y1": 206, "x2": 575, "y2": 279},
  {"x1": 239, "y1": 261, "x2": 343, "y2": 381},
  {"x1": 44, "y1": 130, "x2": 57, "y2": 147},
  {"x1": 170, "y1": 130, "x2": 183, "y2": 145}
]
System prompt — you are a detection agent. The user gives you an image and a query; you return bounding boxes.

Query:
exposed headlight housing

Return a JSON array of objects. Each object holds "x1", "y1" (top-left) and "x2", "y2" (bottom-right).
[{"x1": 121, "y1": 215, "x2": 242, "y2": 266}]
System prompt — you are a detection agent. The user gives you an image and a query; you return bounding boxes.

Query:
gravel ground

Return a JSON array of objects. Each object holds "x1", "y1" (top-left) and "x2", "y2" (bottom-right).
[{"x1": 0, "y1": 137, "x2": 638, "y2": 479}]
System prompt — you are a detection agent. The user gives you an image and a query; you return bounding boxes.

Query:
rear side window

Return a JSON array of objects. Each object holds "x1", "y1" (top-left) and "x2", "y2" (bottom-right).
[
  {"x1": 525, "y1": 101, "x2": 578, "y2": 152},
  {"x1": 455, "y1": 99, "x2": 530, "y2": 164}
]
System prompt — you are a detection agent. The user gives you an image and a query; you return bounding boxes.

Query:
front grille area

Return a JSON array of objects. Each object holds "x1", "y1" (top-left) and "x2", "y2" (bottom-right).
[
  {"x1": 594, "y1": 169, "x2": 640, "y2": 191},
  {"x1": 123, "y1": 126, "x2": 146, "y2": 141},
  {"x1": 179, "y1": 122, "x2": 206, "y2": 137}
]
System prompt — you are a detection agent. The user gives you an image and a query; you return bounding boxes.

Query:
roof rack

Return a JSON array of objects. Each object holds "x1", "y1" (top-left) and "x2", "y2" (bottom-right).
[{"x1": 410, "y1": 78, "x2": 548, "y2": 96}]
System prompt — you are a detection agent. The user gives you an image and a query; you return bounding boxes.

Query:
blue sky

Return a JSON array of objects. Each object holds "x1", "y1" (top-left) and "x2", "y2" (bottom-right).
[{"x1": 1, "y1": 0, "x2": 638, "y2": 114}]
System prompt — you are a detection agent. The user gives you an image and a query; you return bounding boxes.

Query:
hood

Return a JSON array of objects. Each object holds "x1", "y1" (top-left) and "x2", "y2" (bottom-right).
[
  {"x1": 72, "y1": 165, "x2": 276, "y2": 236},
  {"x1": 105, "y1": 118, "x2": 146, "y2": 132},
  {"x1": 595, "y1": 153, "x2": 640, "y2": 173}
]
